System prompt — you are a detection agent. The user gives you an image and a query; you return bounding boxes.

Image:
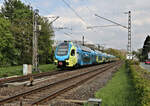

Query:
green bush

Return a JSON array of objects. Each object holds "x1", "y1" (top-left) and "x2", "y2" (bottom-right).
[
  {"x1": 127, "y1": 61, "x2": 150, "y2": 106},
  {"x1": 126, "y1": 60, "x2": 140, "y2": 65}
]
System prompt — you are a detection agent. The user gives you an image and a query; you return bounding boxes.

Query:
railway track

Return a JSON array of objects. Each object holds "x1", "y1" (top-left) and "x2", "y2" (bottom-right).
[
  {"x1": 0, "y1": 61, "x2": 120, "y2": 106},
  {"x1": 0, "y1": 62, "x2": 112, "y2": 86},
  {"x1": 0, "y1": 69, "x2": 67, "y2": 87}
]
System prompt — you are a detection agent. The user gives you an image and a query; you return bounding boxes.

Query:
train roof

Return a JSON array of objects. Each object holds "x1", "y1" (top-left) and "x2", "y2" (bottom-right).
[
  {"x1": 95, "y1": 50, "x2": 103, "y2": 55},
  {"x1": 57, "y1": 41, "x2": 92, "y2": 53},
  {"x1": 79, "y1": 45, "x2": 93, "y2": 52}
]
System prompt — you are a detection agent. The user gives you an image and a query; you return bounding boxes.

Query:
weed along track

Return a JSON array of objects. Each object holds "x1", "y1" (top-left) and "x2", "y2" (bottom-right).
[{"x1": 0, "y1": 61, "x2": 121, "y2": 105}]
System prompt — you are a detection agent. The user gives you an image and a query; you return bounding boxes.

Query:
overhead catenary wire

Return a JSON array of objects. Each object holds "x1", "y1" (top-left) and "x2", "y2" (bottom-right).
[
  {"x1": 87, "y1": 25, "x2": 119, "y2": 29},
  {"x1": 55, "y1": 29, "x2": 94, "y2": 44},
  {"x1": 26, "y1": 0, "x2": 60, "y2": 25},
  {"x1": 80, "y1": 0, "x2": 123, "y2": 30},
  {"x1": 24, "y1": 0, "x2": 99, "y2": 45},
  {"x1": 95, "y1": 14, "x2": 128, "y2": 29},
  {"x1": 53, "y1": 27, "x2": 72, "y2": 30},
  {"x1": 56, "y1": 30, "x2": 80, "y2": 41},
  {"x1": 28, "y1": 0, "x2": 51, "y2": 15},
  {"x1": 82, "y1": 0, "x2": 95, "y2": 15},
  {"x1": 62, "y1": 0, "x2": 89, "y2": 26}
]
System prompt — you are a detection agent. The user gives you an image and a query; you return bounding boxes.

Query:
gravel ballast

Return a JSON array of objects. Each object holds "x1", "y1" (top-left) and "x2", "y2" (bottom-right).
[{"x1": 47, "y1": 62, "x2": 123, "y2": 106}]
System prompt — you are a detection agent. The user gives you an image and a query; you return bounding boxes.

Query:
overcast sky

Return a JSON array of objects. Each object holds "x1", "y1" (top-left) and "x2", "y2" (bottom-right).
[{"x1": 0, "y1": 0, "x2": 150, "y2": 50}]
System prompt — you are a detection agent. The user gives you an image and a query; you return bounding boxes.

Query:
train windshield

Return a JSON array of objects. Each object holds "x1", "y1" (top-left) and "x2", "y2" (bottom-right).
[{"x1": 56, "y1": 42, "x2": 69, "y2": 56}]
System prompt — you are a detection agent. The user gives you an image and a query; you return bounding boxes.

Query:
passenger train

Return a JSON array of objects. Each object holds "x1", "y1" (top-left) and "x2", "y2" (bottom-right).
[{"x1": 54, "y1": 41, "x2": 116, "y2": 68}]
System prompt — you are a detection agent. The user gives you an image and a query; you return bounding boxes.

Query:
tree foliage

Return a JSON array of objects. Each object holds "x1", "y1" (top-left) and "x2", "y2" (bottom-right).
[
  {"x1": 132, "y1": 48, "x2": 143, "y2": 61},
  {"x1": 142, "y1": 35, "x2": 150, "y2": 61},
  {"x1": 105, "y1": 48, "x2": 126, "y2": 60},
  {"x1": 0, "y1": 0, "x2": 54, "y2": 66},
  {"x1": 38, "y1": 17, "x2": 54, "y2": 64},
  {"x1": 0, "y1": 17, "x2": 17, "y2": 66}
]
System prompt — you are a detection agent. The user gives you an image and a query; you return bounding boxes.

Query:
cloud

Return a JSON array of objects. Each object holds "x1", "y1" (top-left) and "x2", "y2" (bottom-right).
[{"x1": 42, "y1": 0, "x2": 150, "y2": 50}]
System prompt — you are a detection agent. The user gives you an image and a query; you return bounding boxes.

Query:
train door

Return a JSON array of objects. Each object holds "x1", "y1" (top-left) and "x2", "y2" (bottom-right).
[{"x1": 68, "y1": 48, "x2": 77, "y2": 67}]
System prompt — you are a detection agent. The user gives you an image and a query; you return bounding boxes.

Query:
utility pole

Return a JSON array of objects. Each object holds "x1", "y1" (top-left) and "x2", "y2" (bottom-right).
[
  {"x1": 82, "y1": 36, "x2": 84, "y2": 46},
  {"x1": 98, "y1": 44, "x2": 100, "y2": 51},
  {"x1": 33, "y1": 9, "x2": 39, "y2": 72}
]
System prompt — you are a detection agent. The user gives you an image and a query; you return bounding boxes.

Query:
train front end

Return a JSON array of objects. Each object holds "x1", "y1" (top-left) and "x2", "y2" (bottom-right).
[{"x1": 54, "y1": 41, "x2": 77, "y2": 68}]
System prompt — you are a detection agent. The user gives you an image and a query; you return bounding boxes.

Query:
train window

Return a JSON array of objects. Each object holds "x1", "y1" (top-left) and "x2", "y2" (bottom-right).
[
  {"x1": 99, "y1": 56, "x2": 102, "y2": 60},
  {"x1": 71, "y1": 49, "x2": 75, "y2": 56},
  {"x1": 57, "y1": 42, "x2": 68, "y2": 56}
]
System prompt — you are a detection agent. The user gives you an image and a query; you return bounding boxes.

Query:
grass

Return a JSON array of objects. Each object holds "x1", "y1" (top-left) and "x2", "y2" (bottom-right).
[
  {"x1": 0, "y1": 64, "x2": 57, "y2": 78},
  {"x1": 95, "y1": 64, "x2": 139, "y2": 106}
]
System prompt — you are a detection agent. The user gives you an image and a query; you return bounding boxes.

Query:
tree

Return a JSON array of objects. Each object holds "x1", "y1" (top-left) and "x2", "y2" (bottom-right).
[
  {"x1": 0, "y1": 17, "x2": 17, "y2": 66},
  {"x1": 1, "y1": 0, "x2": 55, "y2": 65},
  {"x1": 1, "y1": 0, "x2": 28, "y2": 22},
  {"x1": 132, "y1": 49, "x2": 142, "y2": 61},
  {"x1": 104, "y1": 48, "x2": 126, "y2": 60},
  {"x1": 38, "y1": 17, "x2": 54, "y2": 64},
  {"x1": 2, "y1": 0, "x2": 33, "y2": 64},
  {"x1": 11, "y1": 7, "x2": 33, "y2": 64},
  {"x1": 142, "y1": 35, "x2": 150, "y2": 61}
]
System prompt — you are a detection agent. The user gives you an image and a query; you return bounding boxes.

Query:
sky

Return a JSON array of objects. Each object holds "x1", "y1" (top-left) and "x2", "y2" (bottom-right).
[{"x1": 0, "y1": 0, "x2": 150, "y2": 51}]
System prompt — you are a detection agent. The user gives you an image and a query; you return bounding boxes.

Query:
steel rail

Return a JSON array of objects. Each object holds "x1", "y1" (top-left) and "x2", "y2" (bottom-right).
[
  {"x1": 0, "y1": 61, "x2": 120, "y2": 105},
  {"x1": 0, "y1": 69, "x2": 66, "y2": 86},
  {"x1": 0, "y1": 63, "x2": 105, "y2": 86},
  {"x1": 31, "y1": 63, "x2": 119, "y2": 105}
]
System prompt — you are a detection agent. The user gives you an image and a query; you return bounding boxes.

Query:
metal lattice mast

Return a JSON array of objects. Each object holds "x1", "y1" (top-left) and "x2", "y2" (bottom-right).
[
  {"x1": 32, "y1": 9, "x2": 39, "y2": 71},
  {"x1": 128, "y1": 11, "x2": 132, "y2": 58},
  {"x1": 94, "y1": 12, "x2": 132, "y2": 59}
]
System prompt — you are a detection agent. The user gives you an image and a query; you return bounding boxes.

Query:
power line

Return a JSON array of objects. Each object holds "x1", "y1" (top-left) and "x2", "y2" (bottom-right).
[
  {"x1": 56, "y1": 29, "x2": 94, "y2": 43},
  {"x1": 95, "y1": 14, "x2": 128, "y2": 29},
  {"x1": 49, "y1": 16, "x2": 60, "y2": 24},
  {"x1": 28, "y1": 0, "x2": 51, "y2": 15},
  {"x1": 53, "y1": 27, "x2": 72, "y2": 30},
  {"x1": 56, "y1": 30, "x2": 78, "y2": 40},
  {"x1": 62, "y1": 0, "x2": 89, "y2": 26},
  {"x1": 63, "y1": 32, "x2": 73, "y2": 38},
  {"x1": 82, "y1": 0, "x2": 95, "y2": 15},
  {"x1": 81, "y1": 0, "x2": 124, "y2": 30},
  {"x1": 87, "y1": 25, "x2": 119, "y2": 29}
]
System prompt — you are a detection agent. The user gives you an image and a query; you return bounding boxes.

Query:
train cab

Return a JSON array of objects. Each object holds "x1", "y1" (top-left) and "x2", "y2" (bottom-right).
[{"x1": 54, "y1": 41, "x2": 77, "y2": 68}]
